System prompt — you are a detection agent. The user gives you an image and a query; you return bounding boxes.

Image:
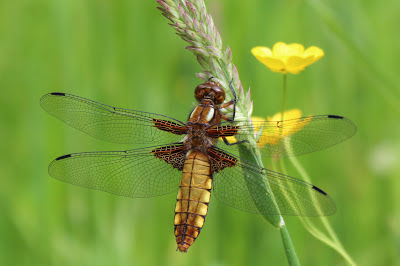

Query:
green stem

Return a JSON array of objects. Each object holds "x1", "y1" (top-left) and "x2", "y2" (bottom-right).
[
  {"x1": 280, "y1": 226, "x2": 301, "y2": 266},
  {"x1": 280, "y1": 73, "x2": 287, "y2": 122},
  {"x1": 275, "y1": 73, "x2": 301, "y2": 266},
  {"x1": 278, "y1": 73, "x2": 287, "y2": 161},
  {"x1": 239, "y1": 142, "x2": 300, "y2": 266}
]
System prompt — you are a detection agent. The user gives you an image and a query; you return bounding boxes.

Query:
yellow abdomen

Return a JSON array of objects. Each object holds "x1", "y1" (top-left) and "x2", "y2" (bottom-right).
[{"x1": 174, "y1": 150, "x2": 212, "y2": 252}]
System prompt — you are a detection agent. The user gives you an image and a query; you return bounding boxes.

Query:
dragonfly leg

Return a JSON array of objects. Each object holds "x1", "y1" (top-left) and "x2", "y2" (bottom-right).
[
  {"x1": 220, "y1": 79, "x2": 237, "y2": 122},
  {"x1": 221, "y1": 113, "x2": 234, "y2": 122}
]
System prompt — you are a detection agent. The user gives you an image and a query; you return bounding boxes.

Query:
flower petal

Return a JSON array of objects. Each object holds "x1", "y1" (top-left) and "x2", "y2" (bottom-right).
[
  {"x1": 281, "y1": 109, "x2": 303, "y2": 120},
  {"x1": 304, "y1": 47, "x2": 324, "y2": 66},
  {"x1": 283, "y1": 116, "x2": 312, "y2": 136},
  {"x1": 261, "y1": 109, "x2": 312, "y2": 146},
  {"x1": 304, "y1": 46, "x2": 324, "y2": 59},
  {"x1": 272, "y1": 42, "x2": 289, "y2": 57},
  {"x1": 258, "y1": 56, "x2": 287, "y2": 73},
  {"x1": 272, "y1": 42, "x2": 305, "y2": 57},
  {"x1": 268, "y1": 109, "x2": 303, "y2": 121},
  {"x1": 224, "y1": 136, "x2": 237, "y2": 143},
  {"x1": 285, "y1": 56, "x2": 308, "y2": 73},
  {"x1": 251, "y1": 46, "x2": 272, "y2": 57},
  {"x1": 286, "y1": 43, "x2": 305, "y2": 56}
]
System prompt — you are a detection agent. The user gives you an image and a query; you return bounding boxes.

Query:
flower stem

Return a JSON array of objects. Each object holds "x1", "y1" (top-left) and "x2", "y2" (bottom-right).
[
  {"x1": 276, "y1": 73, "x2": 301, "y2": 266},
  {"x1": 280, "y1": 74, "x2": 287, "y2": 122},
  {"x1": 279, "y1": 73, "x2": 288, "y2": 172}
]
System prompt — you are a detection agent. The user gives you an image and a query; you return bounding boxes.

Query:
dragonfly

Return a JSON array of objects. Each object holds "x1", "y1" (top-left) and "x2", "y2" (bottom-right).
[{"x1": 40, "y1": 81, "x2": 356, "y2": 252}]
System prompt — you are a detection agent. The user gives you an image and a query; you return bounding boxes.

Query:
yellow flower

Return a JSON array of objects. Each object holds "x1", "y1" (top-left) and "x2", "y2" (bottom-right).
[
  {"x1": 251, "y1": 42, "x2": 324, "y2": 74},
  {"x1": 255, "y1": 109, "x2": 311, "y2": 148},
  {"x1": 221, "y1": 109, "x2": 311, "y2": 148}
]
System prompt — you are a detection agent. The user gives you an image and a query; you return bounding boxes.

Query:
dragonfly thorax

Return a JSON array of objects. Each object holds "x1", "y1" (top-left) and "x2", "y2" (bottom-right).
[
  {"x1": 188, "y1": 101, "x2": 221, "y2": 126},
  {"x1": 183, "y1": 126, "x2": 216, "y2": 152}
]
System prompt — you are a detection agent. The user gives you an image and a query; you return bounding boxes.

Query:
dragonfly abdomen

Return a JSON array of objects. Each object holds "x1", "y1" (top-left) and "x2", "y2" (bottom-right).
[{"x1": 174, "y1": 150, "x2": 212, "y2": 252}]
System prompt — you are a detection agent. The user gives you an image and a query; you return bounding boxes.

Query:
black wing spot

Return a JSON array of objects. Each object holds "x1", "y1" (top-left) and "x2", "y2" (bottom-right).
[
  {"x1": 50, "y1": 92, "x2": 66, "y2": 96},
  {"x1": 312, "y1": 185, "x2": 327, "y2": 195},
  {"x1": 56, "y1": 154, "x2": 72, "y2": 160},
  {"x1": 327, "y1": 115, "x2": 343, "y2": 119}
]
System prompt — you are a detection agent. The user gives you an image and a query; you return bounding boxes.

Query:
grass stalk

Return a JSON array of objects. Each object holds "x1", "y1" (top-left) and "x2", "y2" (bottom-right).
[
  {"x1": 289, "y1": 155, "x2": 357, "y2": 266},
  {"x1": 280, "y1": 226, "x2": 301, "y2": 266},
  {"x1": 156, "y1": 0, "x2": 301, "y2": 264}
]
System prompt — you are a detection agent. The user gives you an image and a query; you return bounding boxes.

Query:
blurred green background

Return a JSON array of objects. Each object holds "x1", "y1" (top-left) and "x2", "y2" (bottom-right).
[{"x1": 1, "y1": 0, "x2": 399, "y2": 265}]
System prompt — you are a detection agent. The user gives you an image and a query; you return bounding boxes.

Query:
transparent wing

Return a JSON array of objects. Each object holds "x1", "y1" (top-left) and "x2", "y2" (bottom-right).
[
  {"x1": 212, "y1": 148, "x2": 336, "y2": 216},
  {"x1": 48, "y1": 145, "x2": 186, "y2": 198},
  {"x1": 40, "y1": 93, "x2": 187, "y2": 145},
  {"x1": 215, "y1": 115, "x2": 356, "y2": 157}
]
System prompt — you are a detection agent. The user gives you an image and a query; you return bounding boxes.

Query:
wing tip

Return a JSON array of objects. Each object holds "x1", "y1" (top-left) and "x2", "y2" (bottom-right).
[
  {"x1": 310, "y1": 185, "x2": 338, "y2": 216},
  {"x1": 40, "y1": 92, "x2": 66, "y2": 106}
]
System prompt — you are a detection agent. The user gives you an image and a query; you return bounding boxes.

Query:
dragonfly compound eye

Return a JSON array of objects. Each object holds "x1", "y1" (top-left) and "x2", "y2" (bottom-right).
[
  {"x1": 194, "y1": 84, "x2": 208, "y2": 102},
  {"x1": 211, "y1": 86, "x2": 226, "y2": 104}
]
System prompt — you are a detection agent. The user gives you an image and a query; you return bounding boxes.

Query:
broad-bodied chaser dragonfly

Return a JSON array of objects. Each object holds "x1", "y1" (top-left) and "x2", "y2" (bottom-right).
[{"x1": 41, "y1": 81, "x2": 356, "y2": 252}]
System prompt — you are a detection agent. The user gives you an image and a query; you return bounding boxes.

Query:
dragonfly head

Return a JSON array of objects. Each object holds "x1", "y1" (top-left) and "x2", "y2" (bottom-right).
[{"x1": 194, "y1": 81, "x2": 226, "y2": 104}]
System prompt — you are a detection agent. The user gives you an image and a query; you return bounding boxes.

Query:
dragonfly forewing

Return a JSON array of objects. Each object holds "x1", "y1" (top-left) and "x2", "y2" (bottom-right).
[
  {"x1": 215, "y1": 115, "x2": 357, "y2": 158},
  {"x1": 40, "y1": 93, "x2": 187, "y2": 146}
]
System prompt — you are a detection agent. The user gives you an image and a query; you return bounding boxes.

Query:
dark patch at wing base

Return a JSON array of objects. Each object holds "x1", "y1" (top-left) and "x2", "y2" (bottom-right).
[
  {"x1": 208, "y1": 147, "x2": 237, "y2": 173},
  {"x1": 206, "y1": 125, "x2": 239, "y2": 138},
  {"x1": 152, "y1": 144, "x2": 186, "y2": 170},
  {"x1": 153, "y1": 119, "x2": 188, "y2": 135}
]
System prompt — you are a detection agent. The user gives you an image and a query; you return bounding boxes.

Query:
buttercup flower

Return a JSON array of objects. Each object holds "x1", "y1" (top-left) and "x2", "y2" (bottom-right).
[
  {"x1": 251, "y1": 42, "x2": 324, "y2": 74},
  {"x1": 223, "y1": 109, "x2": 311, "y2": 148},
  {"x1": 254, "y1": 109, "x2": 311, "y2": 148}
]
